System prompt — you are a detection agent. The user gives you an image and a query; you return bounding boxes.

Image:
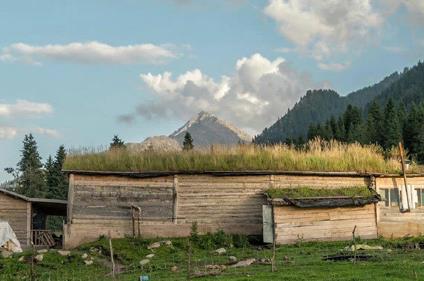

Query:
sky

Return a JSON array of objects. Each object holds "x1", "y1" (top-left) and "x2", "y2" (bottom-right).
[{"x1": 1, "y1": 0, "x2": 424, "y2": 182}]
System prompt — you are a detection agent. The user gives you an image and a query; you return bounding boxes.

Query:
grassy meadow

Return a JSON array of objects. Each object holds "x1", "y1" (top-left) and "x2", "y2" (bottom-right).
[
  {"x1": 2, "y1": 234, "x2": 424, "y2": 281},
  {"x1": 64, "y1": 139, "x2": 411, "y2": 174}
]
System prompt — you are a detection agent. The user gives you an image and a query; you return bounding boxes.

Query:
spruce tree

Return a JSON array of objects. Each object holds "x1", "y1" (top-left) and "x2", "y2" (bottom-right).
[
  {"x1": 45, "y1": 145, "x2": 68, "y2": 199},
  {"x1": 403, "y1": 104, "x2": 424, "y2": 162},
  {"x1": 366, "y1": 102, "x2": 383, "y2": 145},
  {"x1": 382, "y1": 99, "x2": 402, "y2": 150},
  {"x1": 17, "y1": 134, "x2": 46, "y2": 197},
  {"x1": 110, "y1": 135, "x2": 125, "y2": 150},
  {"x1": 183, "y1": 132, "x2": 194, "y2": 150}
]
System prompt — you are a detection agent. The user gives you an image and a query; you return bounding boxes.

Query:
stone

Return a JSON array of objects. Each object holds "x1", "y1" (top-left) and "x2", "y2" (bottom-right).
[
  {"x1": 37, "y1": 249, "x2": 48, "y2": 254},
  {"x1": 228, "y1": 256, "x2": 237, "y2": 263},
  {"x1": 230, "y1": 258, "x2": 256, "y2": 268},
  {"x1": 35, "y1": 254, "x2": 44, "y2": 262},
  {"x1": 147, "y1": 242, "x2": 161, "y2": 250},
  {"x1": 344, "y1": 244, "x2": 383, "y2": 251},
  {"x1": 84, "y1": 259, "x2": 94, "y2": 265},
  {"x1": 1, "y1": 250, "x2": 12, "y2": 258},
  {"x1": 145, "y1": 254, "x2": 155, "y2": 259},
  {"x1": 58, "y1": 250, "x2": 71, "y2": 257},
  {"x1": 215, "y1": 248, "x2": 226, "y2": 255},
  {"x1": 18, "y1": 256, "x2": 25, "y2": 262},
  {"x1": 171, "y1": 265, "x2": 178, "y2": 272},
  {"x1": 140, "y1": 259, "x2": 150, "y2": 266},
  {"x1": 205, "y1": 264, "x2": 226, "y2": 270},
  {"x1": 163, "y1": 240, "x2": 172, "y2": 246},
  {"x1": 81, "y1": 253, "x2": 89, "y2": 259}
]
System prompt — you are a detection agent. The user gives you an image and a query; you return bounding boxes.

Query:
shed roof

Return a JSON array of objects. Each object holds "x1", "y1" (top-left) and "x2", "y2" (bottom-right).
[{"x1": 0, "y1": 189, "x2": 67, "y2": 216}]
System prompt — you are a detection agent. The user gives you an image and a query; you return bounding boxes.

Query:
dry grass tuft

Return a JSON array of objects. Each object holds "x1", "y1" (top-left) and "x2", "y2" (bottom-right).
[{"x1": 64, "y1": 138, "x2": 414, "y2": 174}]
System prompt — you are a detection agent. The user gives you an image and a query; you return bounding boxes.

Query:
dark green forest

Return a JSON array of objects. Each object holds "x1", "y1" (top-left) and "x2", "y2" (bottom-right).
[{"x1": 255, "y1": 61, "x2": 424, "y2": 162}]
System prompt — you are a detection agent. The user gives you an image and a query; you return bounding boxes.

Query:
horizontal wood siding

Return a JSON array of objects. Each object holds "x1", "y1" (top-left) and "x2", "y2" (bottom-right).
[
  {"x1": 376, "y1": 176, "x2": 424, "y2": 237},
  {"x1": 72, "y1": 175, "x2": 174, "y2": 223},
  {"x1": 176, "y1": 175, "x2": 269, "y2": 231},
  {"x1": 0, "y1": 193, "x2": 29, "y2": 246},
  {"x1": 274, "y1": 205, "x2": 377, "y2": 244}
]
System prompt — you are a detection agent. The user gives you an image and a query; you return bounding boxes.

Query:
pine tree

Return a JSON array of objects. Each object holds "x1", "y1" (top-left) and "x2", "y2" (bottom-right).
[
  {"x1": 343, "y1": 105, "x2": 362, "y2": 142},
  {"x1": 382, "y1": 99, "x2": 402, "y2": 150},
  {"x1": 17, "y1": 134, "x2": 46, "y2": 197},
  {"x1": 366, "y1": 101, "x2": 383, "y2": 145},
  {"x1": 45, "y1": 145, "x2": 68, "y2": 199},
  {"x1": 403, "y1": 104, "x2": 424, "y2": 162},
  {"x1": 110, "y1": 135, "x2": 125, "y2": 150},
  {"x1": 183, "y1": 132, "x2": 194, "y2": 151}
]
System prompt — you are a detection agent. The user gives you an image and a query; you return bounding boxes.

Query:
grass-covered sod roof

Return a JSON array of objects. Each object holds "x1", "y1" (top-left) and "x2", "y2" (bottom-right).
[
  {"x1": 64, "y1": 139, "x2": 411, "y2": 174},
  {"x1": 266, "y1": 186, "x2": 375, "y2": 199}
]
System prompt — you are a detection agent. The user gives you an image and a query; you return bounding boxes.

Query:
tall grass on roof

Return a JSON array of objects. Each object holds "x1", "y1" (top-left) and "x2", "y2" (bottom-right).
[{"x1": 63, "y1": 138, "x2": 405, "y2": 173}]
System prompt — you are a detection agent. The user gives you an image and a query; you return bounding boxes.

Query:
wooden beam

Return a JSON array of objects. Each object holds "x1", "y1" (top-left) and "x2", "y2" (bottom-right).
[
  {"x1": 67, "y1": 174, "x2": 75, "y2": 223},
  {"x1": 173, "y1": 175, "x2": 179, "y2": 224},
  {"x1": 399, "y1": 142, "x2": 410, "y2": 212}
]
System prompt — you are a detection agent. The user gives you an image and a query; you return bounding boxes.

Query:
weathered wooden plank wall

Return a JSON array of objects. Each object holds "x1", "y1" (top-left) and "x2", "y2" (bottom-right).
[
  {"x1": 376, "y1": 176, "x2": 424, "y2": 237},
  {"x1": 64, "y1": 173, "x2": 373, "y2": 248},
  {"x1": 71, "y1": 175, "x2": 174, "y2": 222},
  {"x1": 0, "y1": 193, "x2": 29, "y2": 246},
  {"x1": 274, "y1": 204, "x2": 377, "y2": 244}
]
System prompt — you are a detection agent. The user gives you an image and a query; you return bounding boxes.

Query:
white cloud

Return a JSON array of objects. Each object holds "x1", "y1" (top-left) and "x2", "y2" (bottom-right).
[
  {"x1": 32, "y1": 127, "x2": 61, "y2": 138},
  {"x1": 0, "y1": 127, "x2": 18, "y2": 140},
  {"x1": 1, "y1": 41, "x2": 178, "y2": 65},
  {"x1": 318, "y1": 61, "x2": 351, "y2": 71},
  {"x1": 0, "y1": 100, "x2": 52, "y2": 117},
  {"x1": 130, "y1": 53, "x2": 320, "y2": 132},
  {"x1": 264, "y1": 0, "x2": 383, "y2": 67}
]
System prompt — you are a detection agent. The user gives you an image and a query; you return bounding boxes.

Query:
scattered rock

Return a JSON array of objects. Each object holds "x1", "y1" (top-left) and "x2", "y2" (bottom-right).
[
  {"x1": 230, "y1": 258, "x2": 256, "y2": 268},
  {"x1": 18, "y1": 256, "x2": 25, "y2": 262},
  {"x1": 58, "y1": 250, "x2": 71, "y2": 257},
  {"x1": 84, "y1": 259, "x2": 94, "y2": 265},
  {"x1": 81, "y1": 253, "x2": 89, "y2": 259},
  {"x1": 344, "y1": 244, "x2": 383, "y2": 251},
  {"x1": 140, "y1": 259, "x2": 150, "y2": 266},
  {"x1": 1, "y1": 250, "x2": 12, "y2": 258},
  {"x1": 215, "y1": 248, "x2": 226, "y2": 255},
  {"x1": 163, "y1": 240, "x2": 172, "y2": 246},
  {"x1": 171, "y1": 265, "x2": 178, "y2": 272},
  {"x1": 205, "y1": 264, "x2": 226, "y2": 271},
  {"x1": 147, "y1": 242, "x2": 161, "y2": 250},
  {"x1": 145, "y1": 254, "x2": 155, "y2": 259},
  {"x1": 256, "y1": 258, "x2": 272, "y2": 265},
  {"x1": 35, "y1": 254, "x2": 44, "y2": 262},
  {"x1": 37, "y1": 249, "x2": 48, "y2": 254},
  {"x1": 228, "y1": 256, "x2": 237, "y2": 263}
]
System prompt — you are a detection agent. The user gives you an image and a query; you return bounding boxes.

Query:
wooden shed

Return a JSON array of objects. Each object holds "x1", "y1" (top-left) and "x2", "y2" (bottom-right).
[
  {"x1": 264, "y1": 187, "x2": 380, "y2": 244},
  {"x1": 0, "y1": 189, "x2": 67, "y2": 248}
]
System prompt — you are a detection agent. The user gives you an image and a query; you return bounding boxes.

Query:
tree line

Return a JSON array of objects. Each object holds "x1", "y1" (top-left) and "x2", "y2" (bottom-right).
[
  {"x1": 307, "y1": 99, "x2": 424, "y2": 162},
  {"x1": 4, "y1": 134, "x2": 68, "y2": 199}
]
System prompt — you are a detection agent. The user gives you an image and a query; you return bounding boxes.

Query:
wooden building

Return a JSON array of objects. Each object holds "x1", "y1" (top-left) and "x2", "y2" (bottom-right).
[
  {"x1": 0, "y1": 189, "x2": 67, "y2": 248},
  {"x1": 264, "y1": 189, "x2": 380, "y2": 244},
  {"x1": 62, "y1": 170, "x2": 424, "y2": 248}
]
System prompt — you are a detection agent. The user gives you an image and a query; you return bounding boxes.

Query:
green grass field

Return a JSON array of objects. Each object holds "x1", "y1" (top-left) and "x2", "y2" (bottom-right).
[{"x1": 2, "y1": 233, "x2": 424, "y2": 281}]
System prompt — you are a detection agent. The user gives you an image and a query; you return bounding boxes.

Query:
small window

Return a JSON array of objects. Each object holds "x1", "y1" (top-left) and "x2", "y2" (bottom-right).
[
  {"x1": 379, "y1": 188, "x2": 399, "y2": 207},
  {"x1": 415, "y1": 188, "x2": 424, "y2": 207}
]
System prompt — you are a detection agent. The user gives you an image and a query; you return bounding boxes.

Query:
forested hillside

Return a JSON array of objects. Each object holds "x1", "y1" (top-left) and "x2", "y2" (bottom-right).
[
  {"x1": 306, "y1": 61, "x2": 424, "y2": 162},
  {"x1": 254, "y1": 72, "x2": 400, "y2": 144}
]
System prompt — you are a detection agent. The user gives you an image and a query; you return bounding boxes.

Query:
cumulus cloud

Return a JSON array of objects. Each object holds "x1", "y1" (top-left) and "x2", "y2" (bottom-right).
[
  {"x1": 0, "y1": 41, "x2": 178, "y2": 65},
  {"x1": 0, "y1": 100, "x2": 52, "y2": 117},
  {"x1": 264, "y1": 0, "x2": 383, "y2": 67},
  {"x1": 0, "y1": 127, "x2": 18, "y2": 140},
  {"x1": 32, "y1": 127, "x2": 61, "y2": 138},
  {"x1": 123, "y1": 53, "x2": 320, "y2": 132}
]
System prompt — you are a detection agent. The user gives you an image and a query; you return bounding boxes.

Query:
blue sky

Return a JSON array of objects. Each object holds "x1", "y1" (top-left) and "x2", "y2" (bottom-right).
[{"x1": 1, "y1": 0, "x2": 423, "y2": 181}]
